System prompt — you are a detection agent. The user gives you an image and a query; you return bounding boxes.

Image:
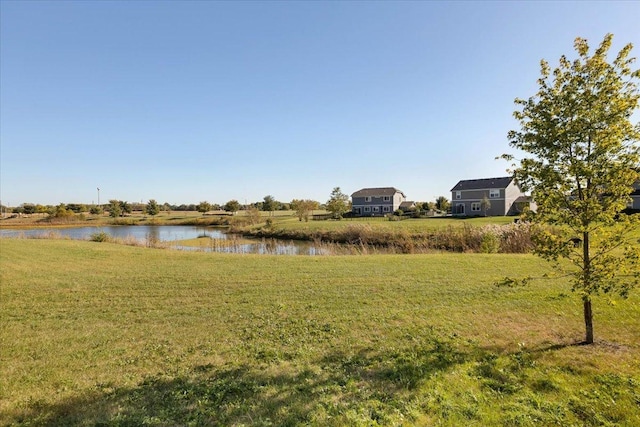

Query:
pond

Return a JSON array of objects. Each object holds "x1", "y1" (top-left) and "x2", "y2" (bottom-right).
[{"x1": 0, "y1": 225, "x2": 328, "y2": 255}]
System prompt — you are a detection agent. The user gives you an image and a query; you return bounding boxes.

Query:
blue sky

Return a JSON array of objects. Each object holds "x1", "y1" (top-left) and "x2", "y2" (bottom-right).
[{"x1": 1, "y1": 1, "x2": 639, "y2": 206}]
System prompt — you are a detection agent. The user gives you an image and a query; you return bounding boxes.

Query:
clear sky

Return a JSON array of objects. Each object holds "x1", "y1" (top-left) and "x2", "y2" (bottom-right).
[{"x1": 1, "y1": 1, "x2": 639, "y2": 207}]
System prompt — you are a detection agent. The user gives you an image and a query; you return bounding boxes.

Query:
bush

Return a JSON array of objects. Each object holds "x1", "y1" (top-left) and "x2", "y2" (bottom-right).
[{"x1": 90, "y1": 231, "x2": 109, "y2": 242}]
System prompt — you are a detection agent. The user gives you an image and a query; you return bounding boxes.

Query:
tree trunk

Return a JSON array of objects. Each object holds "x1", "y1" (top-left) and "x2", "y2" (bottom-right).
[
  {"x1": 583, "y1": 298, "x2": 594, "y2": 344},
  {"x1": 583, "y1": 231, "x2": 594, "y2": 344}
]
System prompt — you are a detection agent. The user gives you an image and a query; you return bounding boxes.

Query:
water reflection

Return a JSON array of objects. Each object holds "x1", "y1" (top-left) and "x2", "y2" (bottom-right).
[{"x1": 0, "y1": 225, "x2": 327, "y2": 256}]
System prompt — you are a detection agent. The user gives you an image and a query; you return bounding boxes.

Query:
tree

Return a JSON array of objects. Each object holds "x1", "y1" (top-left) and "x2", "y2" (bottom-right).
[
  {"x1": 108, "y1": 200, "x2": 121, "y2": 218},
  {"x1": 262, "y1": 195, "x2": 279, "y2": 215},
  {"x1": 146, "y1": 199, "x2": 160, "y2": 216},
  {"x1": 435, "y1": 196, "x2": 450, "y2": 213},
  {"x1": 503, "y1": 34, "x2": 640, "y2": 344},
  {"x1": 197, "y1": 201, "x2": 212, "y2": 215},
  {"x1": 245, "y1": 205, "x2": 262, "y2": 224},
  {"x1": 224, "y1": 199, "x2": 241, "y2": 215},
  {"x1": 480, "y1": 195, "x2": 491, "y2": 217},
  {"x1": 291, "y1": 199, "x2": 319, "y2": 222},
  {"x1": 121, "y1": 201, "x2": 132, "y2": 216},
  {"x1": 326, "y1": 187, "x2": 350, "y2": 219}
]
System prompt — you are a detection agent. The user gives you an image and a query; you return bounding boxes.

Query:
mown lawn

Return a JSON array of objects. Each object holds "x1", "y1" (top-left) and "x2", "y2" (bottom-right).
[{"x1": 1, "y1": 238, "x2": 639, "y2": 426}]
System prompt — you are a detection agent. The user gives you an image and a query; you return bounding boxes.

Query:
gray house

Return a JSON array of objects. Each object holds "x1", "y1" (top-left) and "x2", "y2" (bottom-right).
[
  {"x1": 450, "y1": 177, "x2": 532, "y2": 216},
  {"x1": 351, "y1": 187, "x2": 406, "y2": 216}
]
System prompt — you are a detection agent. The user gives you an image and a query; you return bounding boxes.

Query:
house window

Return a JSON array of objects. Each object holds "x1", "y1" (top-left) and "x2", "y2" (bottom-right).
[
  {"x1": 364, "y1": 206, "x2": 371, "y2": 212},
  {"x1": 489, "y1": 189, "x2": 500, "y2": 198},
  {"x1": 456, "y1": 191, "x2": 461, "y2": 200},
  {"x1": 373, "y1": 207, "x2": 379, "y2": 212},
  {"x1": 383, "y1": 206, "x2": 390, "y2": 212},
  {"x1": 383, "y1": 196, "x2": 390, "y2": 201},
  {"x1": 471, "y1": 202, "x2": 481, "y2": 212},
  {"x1": 365, "y1": 196, "x2": 371, "y2": 202}
]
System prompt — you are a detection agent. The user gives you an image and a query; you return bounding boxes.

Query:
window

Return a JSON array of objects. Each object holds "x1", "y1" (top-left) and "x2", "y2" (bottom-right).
[
  {"x1": 383, "y1": 206, "x2": 390, "y2": 212},
  {"x1": 489, "y1": 189, "x2": 500, "y2": 198},
  {"x1": 471, "y1": 202, "x2": 481, "y2": 212},
  {"x1": 455, "y1": 203, "x2": 465, "y2": 214},
  {"x1": 456, "y1": 191, "x2": 461, "y2": 200},
  {"x1": 373, "y1": 207, "x2": 379, "y2": 212},
  {"x1": 365, "y1": 196, "x2": 371, "y2": 202},
  {"x1": 383, "y1": 196, "x2": 390, "y2": 201}
]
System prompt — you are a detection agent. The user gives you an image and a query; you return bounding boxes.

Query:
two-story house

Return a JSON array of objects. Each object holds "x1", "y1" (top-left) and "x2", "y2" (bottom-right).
[
  {"x1": 351, "y1": 187, "x2": 406, "y2": 216},
  {"x1": 450, "y1": 177, "x2": 532, "y2": 216}
]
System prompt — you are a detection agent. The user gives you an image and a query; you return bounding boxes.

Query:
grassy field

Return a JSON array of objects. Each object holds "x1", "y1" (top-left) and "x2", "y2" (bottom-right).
[{"x1": 1, "y1": 238, "x2": 639, "y2": 425}]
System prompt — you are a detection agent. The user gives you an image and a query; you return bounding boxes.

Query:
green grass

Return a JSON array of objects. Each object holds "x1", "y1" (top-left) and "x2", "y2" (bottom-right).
[
  {"x1": 263, "y1": 214, "x2": 517, "y2": 233},
  {"x1": 1, "y1": 239, "x2": 639, "y2": 426}
]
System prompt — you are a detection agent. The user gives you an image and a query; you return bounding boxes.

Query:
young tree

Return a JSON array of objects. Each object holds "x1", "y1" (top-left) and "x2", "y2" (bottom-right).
[
  {"x1": 480, "y1": 195, "x2": 491, "y2": 217},
  {"x1": 197, "y1": 201, "x2": 212, "y2": 215},
  {"x1": 108, "y1": 199, "x2": 121, "y2": 218},
  {"x1": 262, "y1": 195, "x2": 279, "y2": 216},
  {"x1": 146, "y1": 199, "x2": 160, "y2": 216},
  {"x1": 435, "y1": 196, "x2": 450, "y2": 213},
  {"x1": 121, "y1": 201, "x2": 132, "y2": 216},
  {"x1": 292, "y1": 199, "x2": 319, "y2": 222},
  {"x1": 224, "y1": 199, "x2": 241, "y2": 215},
  {"x1": 326, "y1": 187, "x2": 350, "y2": 219},
  {"x1": 503, "y1": 34, "x2": 640, "y2": 344}
]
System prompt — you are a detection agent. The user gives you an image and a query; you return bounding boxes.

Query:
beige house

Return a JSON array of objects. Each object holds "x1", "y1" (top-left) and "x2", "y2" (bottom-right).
[{"x1": 451, "y1": 177, "x2": 533, "y2": 216}]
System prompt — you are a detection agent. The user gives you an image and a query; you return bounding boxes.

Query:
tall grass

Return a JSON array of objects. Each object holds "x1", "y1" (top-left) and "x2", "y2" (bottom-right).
[
  {"x1": 250, "y1": 222, "x2": 534, "y2": 254},
  {"x1": 1, "y1": 239, "x2": 639, "y2": 425}
]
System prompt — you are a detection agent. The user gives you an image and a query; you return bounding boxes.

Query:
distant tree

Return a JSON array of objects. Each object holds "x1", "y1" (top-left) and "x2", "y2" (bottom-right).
[
  {"x1": 197, "y1": 201, "x2": 212, "y2": 215},
  {"x1": 51, "y1": 203, "x2": 74, "y2": 219},
  {"x1": 480, "y1": 195, "x2": 491, "y2": 217},
  {"x1": 435, "y1": 196, "x2": 450, "y2": 213},
  {"x1": 245, "y1": 205, "x2": 262, "y2": 224},
  {"x1": 108, "y1": 200, "x2": 121, "y2": 218},
  {"x1": 146, "y1": 199, "x2": 160, "y2": 216},
  {"x1": 326, "y1": 187, "x2": 350, "y2": 219},
  {"x1": 121, "y1": 201, "x2": 132, "y2": 216},
  {"x1": 66, "y1": 203, "x2": 87, "y2": 213},
  {"x1": 224, "y1": 200, "x2": 241, "y2": 215},
  {"x1": 162, "y1": 202, "x2": 171, "y2": 215},
  {"x1": 22, "y1": 204, "x2": 36, "y2": 215},
  {"x1": 502, "y1": 34, "x2": 640, "y2": 344},
  {"x1": 262, "y1": 195, "x2": 279, "y2": 215},
  {"x1": 90, "y1": 206, "x2": 102, "y2": 215},
  {"x1": 292, "y1": 199, "x2": 319, "y2": 222}
]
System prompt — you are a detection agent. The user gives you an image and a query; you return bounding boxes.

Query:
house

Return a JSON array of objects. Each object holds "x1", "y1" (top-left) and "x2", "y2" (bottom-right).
[
  {"x1": 450, "y1": 176, "x2": 533, "y2": 216},
  {"x1": 351, "y1": 187, "x2": 406, "y2": 216},
  {"x1": 399, "y1": 201, "x2": 417, "y2": 212}
]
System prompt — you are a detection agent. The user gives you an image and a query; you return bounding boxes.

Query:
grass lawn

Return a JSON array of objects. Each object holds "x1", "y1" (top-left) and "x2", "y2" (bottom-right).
[
  {"x1": 272, "y1": 215, "x2": 517, "y2": 233},
  {"x1": 1, "y1": 239, "x2": 639, "y2": 426}
]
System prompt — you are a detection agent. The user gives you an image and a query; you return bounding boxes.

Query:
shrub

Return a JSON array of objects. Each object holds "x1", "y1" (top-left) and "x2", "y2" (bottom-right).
[{"x1": 90, "y1": 231, "x2": 109, "y2": 242}]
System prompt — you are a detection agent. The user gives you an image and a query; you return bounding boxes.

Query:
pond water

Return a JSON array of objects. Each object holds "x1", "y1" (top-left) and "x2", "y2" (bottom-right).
[{"x1": 0, "y1": 225, "x2": 327, "y2": 255}]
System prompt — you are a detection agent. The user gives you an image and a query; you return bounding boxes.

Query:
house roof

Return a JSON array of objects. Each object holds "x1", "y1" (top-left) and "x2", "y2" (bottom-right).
[
  {"x1": 351, "y1": 187, "x2": 405, "y2": 198},
  {"x1": 399, "y1": 201, "x2": 415, "y2": 208},
  {"x1": 450, "y1": 177, "x2": 514, "y2": 192}
]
